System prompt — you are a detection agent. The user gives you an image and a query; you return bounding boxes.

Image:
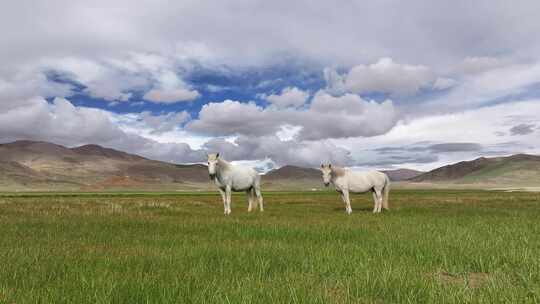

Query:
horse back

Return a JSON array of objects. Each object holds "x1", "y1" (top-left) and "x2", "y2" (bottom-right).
[{"x1": 346, "y1": 170, "x2": 386, "y2": 193}]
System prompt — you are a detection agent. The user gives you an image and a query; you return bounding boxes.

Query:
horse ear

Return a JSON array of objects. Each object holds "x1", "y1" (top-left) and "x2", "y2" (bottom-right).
[
  {"x1": 329, "y1": 164, "x2": 332, "y2": 168},
  {"x1": 321, "y1": 164, "x2": 324, "y2": 168},
  {"x1": 216, "y1": 153, "x2": 220, "y2": 158}
]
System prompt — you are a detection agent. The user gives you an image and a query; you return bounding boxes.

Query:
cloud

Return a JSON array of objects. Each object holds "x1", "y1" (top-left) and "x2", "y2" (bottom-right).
[
  {"x1": 365, "y1": 142, "x2": 482, "y2": 167},
  {"x1": 0, "y1": 71, "x2": 74, "y2": 111},
  {"x1": 298, "y1": 92, "x2": 397, "y2": 140},
  {"x1": 187, "y1": 100, "x2": 281, "y2": 137},
  {"x1": 428, "y1": 142, "x2": 483, "y2": 152},
  {"x1": 187, "y1": 92, "x2": 398, "y2": 140},
  {"x1": 323, "y1": 67, "x2": 347, "y2": 96},
  {"x1": 458, "y1": 56, "x2": 508, "y2": 74},
  {"x1": 14, "y1": 54, "x2": 200, "y2": 105},
  {"x1": 333, "y1": 99, "x2": 540, "y2": 170},
  {"x1": 358, "y1": 154, "x2": 439, "y2": 167},
  {"x1": 143, "y1": 88, "x2": 199, "y2": 103},
  {"x1": 142, "y1": 69, "x2": 200, "y2": 103},
  {"x1": 3, "y1": 1, "x2": 540, "y2": 84},
  {"x1": 203, "y1": 135, "x2": 353, "y2": 168},
  {"x1": 416, "y1": 61, "x2": 540, "y2": 116},
  {"x1": 0, "y1": 97, "x2": 205, "y2": 163},
  {"x1": 433, "y1": 77, "x2": 457, "y2": 90},
  {"x1": 0, "y1": 97, "x2": 125, "y2": 145},
  {"x1": 49, "y1": 57, "x2": 146, "y2": 102},
  {"x1": 263, "y1": 87, "x2": 309, "y2": 108},
  {"x1": 137, "y1": 111, "x2": 191, "y2": 134},
  {"x1": 345, "y1": 58, "x2": 434, "y2": 96},
  {"x1": 2, "y1": 1, "x2": 540, "y2": 172},
  {"x1": 509, "y1": 124, "x2": 536, "y2": 136}
]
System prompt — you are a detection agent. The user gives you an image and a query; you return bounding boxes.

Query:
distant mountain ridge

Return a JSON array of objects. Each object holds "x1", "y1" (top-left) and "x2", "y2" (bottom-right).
[
  {"x1": 263, "y1": 165, "x2": 321, "y2": 189},
  {"x1": 0, "y1": 140, "x2": 209, "y2": 191},
  {"x1": 0, "y1": 141, "x2": 427, "y2": 191},
  {"x1": 411, "y1": 154, "x2": 540, "y2": 186},
  {"x1": 382, "y1": 168, "x2": 424, "y2": 181},
  {"x1": 71, "y1": 144, "x2": 145, "y2": 161},
  {"x1": 2, "y1": 140, "x2": 538, "y2": 190},
  {"x1": 265, "y1": 165, "x2": 320, "y2": 180}
]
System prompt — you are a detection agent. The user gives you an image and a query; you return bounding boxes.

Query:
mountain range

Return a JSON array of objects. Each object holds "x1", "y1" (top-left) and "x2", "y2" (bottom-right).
[
  {"x1": 1, "y1": 140, "x2": 539, "y2": 191},
  {"x1": 410, "y1": 154, "x2": 540, "y2": 186},
  {"x1": 0, "y1": 140, "x2": 209, "y2": 191}
]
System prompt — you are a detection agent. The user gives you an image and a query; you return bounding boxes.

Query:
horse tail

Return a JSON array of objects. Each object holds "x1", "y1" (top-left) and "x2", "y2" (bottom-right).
[
  {"x1": 382, "y1": 174, "x2": 390, "y2": 210},
  {"x1": 253, "y1": 174, "x2": 260, "y2": 192}
]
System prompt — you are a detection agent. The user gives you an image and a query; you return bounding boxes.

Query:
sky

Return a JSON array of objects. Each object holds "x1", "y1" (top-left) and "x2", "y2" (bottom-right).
[{"x1": 1, "y1": 0, "x2": 540, "y2": 171}]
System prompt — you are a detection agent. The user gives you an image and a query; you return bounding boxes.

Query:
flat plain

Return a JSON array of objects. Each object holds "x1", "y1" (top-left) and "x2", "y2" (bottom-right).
[{"x1": 0, "y1": 190, "x2": 539, "y2": 303}]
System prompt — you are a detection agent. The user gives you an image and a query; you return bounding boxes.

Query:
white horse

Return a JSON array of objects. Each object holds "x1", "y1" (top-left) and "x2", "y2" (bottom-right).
[
  {"x1": 207, "y1": 153, "x2": 263, "y2": 215},
  {"x1": 320, "y1": 164, "x2": 390, "y2": 214}
]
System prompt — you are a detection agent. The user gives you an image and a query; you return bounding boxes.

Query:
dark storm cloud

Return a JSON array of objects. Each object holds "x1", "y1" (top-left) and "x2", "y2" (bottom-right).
[
  {"x1": 374, "y1": 142, "x2": 482, "y2": 154},
  {"x1": 358, "y1": 154, "x2": 439, "y2": 166},
  {"x1": 367, "y1": 142, "x2": 484, "y2": 166},
  {"x1": 428, "y1": 142, "x2": 483, "y2": 152},
  {"x1": 509, "y1": 124, "x2": 536, "y2": 136}
]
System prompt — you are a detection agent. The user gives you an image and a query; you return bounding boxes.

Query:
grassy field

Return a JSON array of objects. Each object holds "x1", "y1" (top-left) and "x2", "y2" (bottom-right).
[{"x1": 0, "y1": 190, "x2": 539, "y2": 303}]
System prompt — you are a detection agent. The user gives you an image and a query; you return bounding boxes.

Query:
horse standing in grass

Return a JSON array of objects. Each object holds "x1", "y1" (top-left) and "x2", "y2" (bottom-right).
[
  {"x1": 320, "y1": 164, "x2": 390, "y2": 214},
  {"x1": 207, "y1": 153, "x2": 263, "y2": 215}
]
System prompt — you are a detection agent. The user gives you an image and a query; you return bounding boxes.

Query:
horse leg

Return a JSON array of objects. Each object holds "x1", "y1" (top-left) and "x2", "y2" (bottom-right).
[
  {"x1": 254, "y1": 187, "x2": 264, "y2": 212},
  {"x1": 371, "y1": 191, "x2": 378, "y2": 213},
  {"x1": 225, "y1": 185, "x2": 232, "y2": 215},
  {"x1": 338, "y1": 191, "x2": 346, "y2": 210},
  {"x1": 377, "y1": 189, "x2": 384, "y2": 213},
  {"x1": 219, "y1": 188, "x2": 227, "y2": 215},
  {"x1": 373, "y1": 189, "x2": 383, "y2": 213},
  {"x1": 246, "y1": 188, "x2": 253, "y2": 212},
  {"x1": 342, "y1": 190, "x2": 352, "y2": 214},
  {"x1": 382, "y1": 178, "x2": 390, "y2": 210}
]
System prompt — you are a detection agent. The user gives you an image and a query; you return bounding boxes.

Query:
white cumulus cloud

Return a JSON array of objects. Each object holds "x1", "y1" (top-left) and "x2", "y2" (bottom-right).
[
  {"x1": 186, "y1": 91, "x2": 398, "y2": 140},
  {"x1": 264, "y1": 87, "x2": 309, "y2": 108},
  {"x1": 143, "y1": 88, "x2": 200, "y2": 103},
  {"x1": 345, "y1": 58, "x2": 434, "y2": 96}
]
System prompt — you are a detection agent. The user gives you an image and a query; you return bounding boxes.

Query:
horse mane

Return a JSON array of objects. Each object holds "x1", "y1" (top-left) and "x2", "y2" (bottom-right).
[
  {"x1": 331, "y1": 166, "x2": 347, "y2": 177},
  {"x1": 218, "y1": 158, "x2": 231, "y2": 170}
]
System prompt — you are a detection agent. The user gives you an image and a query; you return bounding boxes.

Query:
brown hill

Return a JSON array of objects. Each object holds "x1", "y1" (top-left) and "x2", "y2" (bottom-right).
[
  {"x1": 382, "y1": 168, "x2": 424, "y2": 181},
  {"x1": 411, "y1": 154, "x2": 540, "y2": 186},
  {"x1": 72, "y1": 144, "x2": 145, "y2": 161},
  {"x1": 0, "y1": 161, "x2": 46, "y2": 184},
  {"x1": 265, "y1": 165, "x2": 320, "y2": 180},
  {"x1": 263, "y1": 165, "x2": 321, "y2": 190},
  {"x1": 0, "y1": 140, "x2": 210, "y2": 191}
]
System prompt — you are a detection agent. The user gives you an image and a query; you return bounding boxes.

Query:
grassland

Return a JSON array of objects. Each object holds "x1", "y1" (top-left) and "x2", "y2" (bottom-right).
[{"x1": 0, "y1": 190, "x2": 539, "y2": 303}]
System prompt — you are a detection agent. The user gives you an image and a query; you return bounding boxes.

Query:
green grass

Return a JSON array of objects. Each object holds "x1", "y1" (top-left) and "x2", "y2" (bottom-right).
[{"x1": 1, "y1": 190, "x2": 539, "y2": 303}]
